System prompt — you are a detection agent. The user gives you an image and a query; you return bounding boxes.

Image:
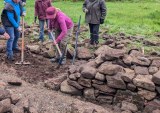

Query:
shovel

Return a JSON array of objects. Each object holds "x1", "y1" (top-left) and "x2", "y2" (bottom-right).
[
  {"x1": 50, "y1": 31, "x2": 62, "y2": 57},
  {"x1": 15, "y1": 16, "x2": 30, "y2": 65}
]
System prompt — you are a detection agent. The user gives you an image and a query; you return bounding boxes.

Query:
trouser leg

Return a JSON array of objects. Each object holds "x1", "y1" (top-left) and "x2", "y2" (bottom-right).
[{"x1": 39, "y1": 20, "x2": 45, "y2": 42}]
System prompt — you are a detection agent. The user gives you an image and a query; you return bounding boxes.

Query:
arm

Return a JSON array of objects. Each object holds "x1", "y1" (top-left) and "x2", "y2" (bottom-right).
[
  {"x1": 7, "y1": 12, "x2": 19, "y2": 28},
  {"x1": 21, "y1": 0, "x2": 26, "y2": 3},
  {"x1": 48, "y1": 0, "x2": 52, "y2": 7},
  {"x1": 34, "y1": 1, "x2": 38, "y2": 23},
  {"x1": 34, "y1": 1, "x2": 38, "y2": 17},
  {"x1": 100, "y1": 0, "x2": 107, "y2": 20},
  {"x1": 82, "y1": 0, "x2": 88, "y2": 13},
  {"x1": 56, "y1": 19, "x2": 67, "y2": 43}
]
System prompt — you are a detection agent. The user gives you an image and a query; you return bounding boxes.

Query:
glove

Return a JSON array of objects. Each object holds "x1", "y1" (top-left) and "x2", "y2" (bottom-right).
[
  {"x1": 22, "y1": 11, "x2": 26, "y2": 16},
  {"x1": 83, "y1": 8, "x2": 88, "y2": 13},
  {"x1": 22, "y1": 2, "x2": 26, "y2": 6},
  {"x1": 34, "y1": 16, "x2": 37, "y2": 23},
  {"x1": 100, "y1": 18, "x2": 104, "y2": 24},
  {"x1": 17, "y1": 27, "x2": 22, "y2": 32}
]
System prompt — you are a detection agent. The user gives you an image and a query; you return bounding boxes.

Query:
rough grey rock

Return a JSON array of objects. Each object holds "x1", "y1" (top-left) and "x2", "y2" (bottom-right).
[
  {"x1": 44, "y1": 74, "x2": 67, "y2": 91},
  {"x1": 121, "y1": 101, "x2": 138, "y2": 112},
  {"x1": 78, "y1": 77, "x2": 92, "y2": 88},
  {"x1": 155, "y1": 86, "x2": 160, "y2": 94},
  {"x1": 98, "y1": 63, "x2": 123, "y2": 75},
  {"x1": 86, "y1": 60, "x2": 97, "y2": 68},
  {"x1": 127, "y1": 83, "x2": 137, "y2": 91},
  {"x1": 149, "y1": 66, "x2": 159, "y2": 75},
  {"x1": 96, "y1": 95, "x2": 113, "y2": 104},
  {"x1": 152, "y1": 70, "x2": 160, "y2": 85},
  {"x1": 68, "y1": 65, "x2": 78, "y2": 74},
  {"x1": 138, "y1": 89, "x2": 157, "y2": 101},
  {"x1": 69, "y1": 73, "x2": 81, "y2": 81},
  {"x1": 121, "y1": 68, "x2": 136, "y2": 83},
  {"x1": 92, "y1": 84, "x2": 116, "y2": 93},
  {"x1": 143, "y1": 99, "x2": 160, "y2": 113},
  {"x1": 106, "y1": 75, "x2": 126, "y2": 89},
  {"x1": 60, "y1": 80, "x2": 82, "y2": 95},
  {"x1": 92, "y1": 79, "x2": 104, "y2": 85},
  {"x1": 0, "y1": 89, "x2": 11, "y2": 101},
  {"x1": 95, "y1": 72, "x2": 105, "y2": 81},
  {"x1": 134, "y1": 66, "x2": 149, "y2": 75},
  {"x1": 77, "y1": 47, "x2": 92, "y2": 60},
  {"x1": 67, "y1": 79, "x2": 83, "y2": 90},
  {"x1": 133, "y1": 75, "x2": 155, "y2": 91},
  {"x1": 0, "y1": 99, "x2": 11, "y2": 113},
  {"x1": 81, "y1": 66, "x2": 97, "y2": 79},
  {"x1": 114, "y1": 90, "x2": 144, "y2": 111},
  {"x1": 11, "y1": 94, "x2": 22, "y2": 104},
  {"x1": 83, "y1": 88, "x2": 95, "y2": 100},
  {"x1": 151, "y1": 59, "x2": 160, "y2": 67},
  {"x1": 95, "y1": 45, "x2": 126, "y2": 59},
  {"x1": 26, "y1": 45, "x2": 40, "y2": 54},
  {"x1": 11, "y1": 105, "x2": 23, "y2": 113}
]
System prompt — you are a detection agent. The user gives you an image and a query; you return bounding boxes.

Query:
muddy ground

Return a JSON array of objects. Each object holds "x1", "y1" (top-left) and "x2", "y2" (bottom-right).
[{"x1": 0, "y1": 40, "x2": 119, "y2": 113}]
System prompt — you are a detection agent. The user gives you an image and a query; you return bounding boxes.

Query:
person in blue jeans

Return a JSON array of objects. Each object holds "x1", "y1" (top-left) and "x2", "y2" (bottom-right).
[
  {"x1": 34, "y1": 0, "x2": 52, "y2": 43},
  {"x1": 1, "y1": 0, "x2": 25, "y2": 61}
]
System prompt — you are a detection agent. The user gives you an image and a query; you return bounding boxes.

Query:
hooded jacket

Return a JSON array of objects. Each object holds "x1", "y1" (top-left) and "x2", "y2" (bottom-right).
[
  {"x1": 83, "y1": 0, "x2": 106, "y2": 24},
  {"x1": 1, "y1": 0, "x2": 23, "y2": 28},
  {"x1": 48, "y1": 11, "x2": 73, "y2": 43},
  {"x1": 35, "y1": 0, "x2": 52, "y2": 20}
]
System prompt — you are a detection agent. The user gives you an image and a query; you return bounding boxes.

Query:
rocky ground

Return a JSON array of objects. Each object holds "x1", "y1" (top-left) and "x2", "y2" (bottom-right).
[
  {"x1": 0, "y1": 69, "x2": 116, "y2": 113},
  {"x1": 0, "y1": 23, "x2": 160, "y2": 113}
]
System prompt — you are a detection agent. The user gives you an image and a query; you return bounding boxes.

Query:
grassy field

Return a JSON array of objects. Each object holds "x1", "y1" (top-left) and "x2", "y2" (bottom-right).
[
  {"x1": 0, "y1": 0, "x2": 160, "y2": 52},
  {"x1": 1, "y1": 1, "x2": 159, "y2": 35}
]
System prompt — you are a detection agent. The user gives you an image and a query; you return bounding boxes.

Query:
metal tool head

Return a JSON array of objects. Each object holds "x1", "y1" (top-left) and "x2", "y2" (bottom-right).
[{"x1": 15, "y1": 61, "x2": 31, "y2": 65}]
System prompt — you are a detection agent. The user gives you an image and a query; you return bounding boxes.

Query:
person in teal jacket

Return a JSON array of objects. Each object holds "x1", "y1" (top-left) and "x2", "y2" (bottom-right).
[{"x1": 1, "y1": 0, "x2": 25, "y2": 61}]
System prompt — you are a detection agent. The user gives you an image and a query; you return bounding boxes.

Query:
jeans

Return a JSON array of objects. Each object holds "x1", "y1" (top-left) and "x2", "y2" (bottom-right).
[
  {"x1": 89, "y1": 23, "x2": 100, "y2": 45},
  {"x1": 5, "y1": 27, "x2": 20, "y2": 58},
  {"x1": 39, "y1": 20, "x2": 52, "y2": 42}
]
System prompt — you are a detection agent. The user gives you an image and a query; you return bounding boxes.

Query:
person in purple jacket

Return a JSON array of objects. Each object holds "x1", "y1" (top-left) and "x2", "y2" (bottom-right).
[
  {"x1": 46, "y1": 6, "x2": 74, "y2": 64},
  {"x1": 34, "y1": 0, "x2": 52, "y2": 43}
]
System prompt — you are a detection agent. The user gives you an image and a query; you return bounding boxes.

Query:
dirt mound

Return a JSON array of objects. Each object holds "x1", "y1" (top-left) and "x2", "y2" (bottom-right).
[{"x1": 0, "y1": 51, "x2": 69, "y2": 84}]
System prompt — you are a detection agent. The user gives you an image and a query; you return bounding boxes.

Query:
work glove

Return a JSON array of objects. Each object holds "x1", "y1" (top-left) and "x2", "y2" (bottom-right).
[
  {"x1": 83, "y1": 8, "x2": 88, "y2": 13},
  {"x1": 22, "y1": 2, "x2": 26, "y2": 6},
  {"x1": 22, "y1": 11, "x2": 26, "y2": 16},
  {"x1": 100, "y1": 18, "x2": 104, "y2": 24},
  {"x1": 17, "y1": 27, "x2": 22, "y2": 32},
  {"x1": 34, "y1": 16, "x2": 37, "y2": 23}
]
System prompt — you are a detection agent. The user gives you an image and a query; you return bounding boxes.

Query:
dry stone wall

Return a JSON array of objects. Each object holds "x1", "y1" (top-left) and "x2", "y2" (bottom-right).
[{"x1": 59, "y1": 45, "x2": 160, "y2": 113}]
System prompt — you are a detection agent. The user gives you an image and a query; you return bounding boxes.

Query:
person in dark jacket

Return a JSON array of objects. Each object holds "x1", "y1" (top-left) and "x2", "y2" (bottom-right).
[
  {"x1": 83, "y1": 0, "x2": 106, "y2": 46},
  {"x1": 34, "y1": 0, "x2": 52, "y2": 42},
  {"x1": 0, "y1": 27, "x2": 10, "y2": 39},
  {"x1": 1, "y1": 0, "x2": 25, "y2": 61}
]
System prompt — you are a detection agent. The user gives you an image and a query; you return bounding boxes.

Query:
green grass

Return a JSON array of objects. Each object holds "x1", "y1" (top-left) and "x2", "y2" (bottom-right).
[{"x1": 0, "y1": 1, "x2": 159, "y2": 36}]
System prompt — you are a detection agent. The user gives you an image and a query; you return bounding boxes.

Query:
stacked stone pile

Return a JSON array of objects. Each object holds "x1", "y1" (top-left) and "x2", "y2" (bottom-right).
[
  {"x1": 0, "y1": 79, "x2": 38, "y2": 113},
  {"x1": 58, "y1": 45, "x2": 160, "y2": 113}
]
